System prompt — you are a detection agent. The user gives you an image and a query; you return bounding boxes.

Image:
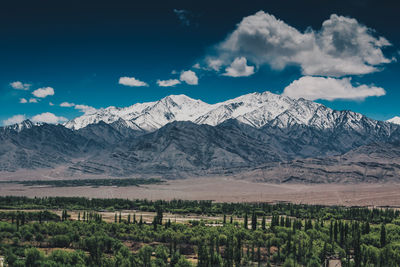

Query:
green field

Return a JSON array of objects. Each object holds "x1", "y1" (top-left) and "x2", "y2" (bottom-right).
[{"x1": 0, "y1": 196, "x2": 399, "y2": 266}]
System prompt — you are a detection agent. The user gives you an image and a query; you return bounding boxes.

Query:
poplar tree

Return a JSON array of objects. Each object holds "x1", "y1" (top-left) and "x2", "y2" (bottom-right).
[
  {"x1": 251, "y1": 212, "x2": 257, "y2": 230},
  {"x1": 380, "y1": 224, "x2": 386, "y2": 248}
]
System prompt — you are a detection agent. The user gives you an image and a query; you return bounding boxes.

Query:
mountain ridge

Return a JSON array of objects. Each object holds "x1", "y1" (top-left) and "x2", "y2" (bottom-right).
[
  {"x1": 63, "y1": 91, "x2": 341, "y2": 131},
  {"x1": 1, "y1": 91, "x2": 400, "y2": 182}
]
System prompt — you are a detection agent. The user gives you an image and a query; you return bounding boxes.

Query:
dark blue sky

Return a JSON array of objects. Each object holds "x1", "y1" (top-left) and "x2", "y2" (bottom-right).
[{"x1": 1, "y1": 0, "x2": 399, "y2": 125}]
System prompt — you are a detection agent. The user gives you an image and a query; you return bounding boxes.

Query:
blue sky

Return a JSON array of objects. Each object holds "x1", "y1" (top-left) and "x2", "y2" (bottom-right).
[{"x1": 1, "y1": 0, "x2": 399, "y2": 125}]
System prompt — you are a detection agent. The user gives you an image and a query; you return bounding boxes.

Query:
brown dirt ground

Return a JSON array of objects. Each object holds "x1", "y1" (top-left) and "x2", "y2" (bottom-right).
[{"x1": 1, "y1": 176, "x2": 400, "y2": 207}]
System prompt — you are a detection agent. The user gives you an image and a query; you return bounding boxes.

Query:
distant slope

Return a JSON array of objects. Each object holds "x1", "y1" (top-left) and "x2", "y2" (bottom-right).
[
  {"x1": 240, "y1": 142, "x2": 400, "y2": 183},
  {"x1": 1, "y1": 91, "x2": 400, "y2": 182},
  {"x1": 0, "y1": 122, "x2": 100, "y2": 171}
]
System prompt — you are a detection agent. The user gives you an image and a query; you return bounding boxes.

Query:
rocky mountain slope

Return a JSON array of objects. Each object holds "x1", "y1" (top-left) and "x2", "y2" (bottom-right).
[
  {"x1": 65, "y1": 91, "x2": 380, "y2": 132},
  {"x1": 240, "y1": 142, "x2": 400, "y2": 184},
  {"x1": 1, "y1": 91, "x2": 400, "y2": 182}
]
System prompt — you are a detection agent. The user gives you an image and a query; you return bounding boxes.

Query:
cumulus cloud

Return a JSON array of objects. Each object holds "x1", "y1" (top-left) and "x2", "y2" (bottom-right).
[
  {"x1": 31, "y1": 112, "x2": 68, "y2": 124},
  {"x1": 29, "y1": 98, "x2": 38, "y2": 103},
  {"x1": 180, "y1": 70, "x2": 198, "y2": 85},
  {"x1": 19, "y1": 98, "x2": 28, "y2": 104},
  {"x1": 75, "y1": 104, "x2": 97, "y2": 115},
  {"x1": 223, "y1": 57, "x2": 255, "y2": 77},
  {"x1": 10, "y1": 81, "x2": 31, "y2": 90},
  {"x1": 209, "y1": 11, "x2": 392, "y2": 77},
  {"x1": 60, "y1": 102, "x2": 75, "y2": 107},
  {"x1": 3, "y1": 114, "x2": 26, "y2": 125},
  {"x1": 157, "y1": 79, "x2": 181, "y2": 87},
  {"x1": 49, "y1": 102, "x2": 54, "y2": 106},
  {"x1": 119, "y1": 76, "x2": 148, "y2": 87},
  {"x1": 32, "y1": 87, "x2": 54, "y2": 98},
  {"x1": 282, "y1": 76, "x2": 386, "y2": 101}
]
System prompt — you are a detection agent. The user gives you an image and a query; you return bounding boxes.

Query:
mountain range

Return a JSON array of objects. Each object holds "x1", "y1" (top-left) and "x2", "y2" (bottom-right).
[{"x1": 1, "y1": 91, "x2": 400, "y2": 182}]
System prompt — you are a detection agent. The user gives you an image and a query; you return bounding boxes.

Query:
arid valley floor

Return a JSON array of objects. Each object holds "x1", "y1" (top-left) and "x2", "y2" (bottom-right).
[{"x1": 2, "y1": 176, "x2": 400, "y2": 207}]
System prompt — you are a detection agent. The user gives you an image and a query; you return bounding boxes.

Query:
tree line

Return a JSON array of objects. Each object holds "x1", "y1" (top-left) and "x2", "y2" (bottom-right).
[{"x1": 1, "y1": 198, "x2": 400, "y2": 266}]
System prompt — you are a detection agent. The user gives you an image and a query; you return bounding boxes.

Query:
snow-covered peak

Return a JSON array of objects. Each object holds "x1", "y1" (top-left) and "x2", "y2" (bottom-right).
[
  {"x1": 63, "y1": 90, "x2": 382, "y2": 132},
  {"x1": 2, "y1": 119, "x2": 36, "y2": 132},
  {"x1": 388, "y1": 116, "x2": 400, "y2": 125}
]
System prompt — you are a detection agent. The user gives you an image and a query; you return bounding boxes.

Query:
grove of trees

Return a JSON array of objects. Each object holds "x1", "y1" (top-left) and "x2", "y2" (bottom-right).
[{"x1": 1, "y1": 196, "x2": 400, "y2": 266}]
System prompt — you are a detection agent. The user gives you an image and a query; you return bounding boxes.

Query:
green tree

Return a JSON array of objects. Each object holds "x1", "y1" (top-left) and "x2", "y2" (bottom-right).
[
  {"x1": 251, "y1": 212, "x2": 257, "y2": 230},
  {"x1": 261, "y1": 216, "x2": 266, "y2": 230},
  {"x1": 380, "y1": 224, "x2": 386, "y2": 248},
  {"x1": 138, "y1": 245, "x2": 153, "y2": 267},
  {"x1": 25, "y1": 248, "x2": 44, "y2": 267}
]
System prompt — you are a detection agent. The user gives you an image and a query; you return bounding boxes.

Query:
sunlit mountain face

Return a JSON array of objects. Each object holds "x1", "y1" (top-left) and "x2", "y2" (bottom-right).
[{"x1": 2, "y1": 91, "x2": 399, "y2": 181}]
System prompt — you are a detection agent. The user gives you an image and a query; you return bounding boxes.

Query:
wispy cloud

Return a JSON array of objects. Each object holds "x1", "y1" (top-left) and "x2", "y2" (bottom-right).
[
  {"x1": 157, "y1": 79, "x2": 181, "y2": 87},
  {"x1": 10, "y1": 81, "x2": 31, "y2": 90},
  {"x1": 74, "y1": 104, "x2": 97, "y2": 115},
  {"x1": 58, "y1": 101, "x2": 96, "y2": 115},
  {"x1": 173, "y1": 9, "x2": 191, "y2": 26},
  {"x1": 60, "y1": 102, "x2": 75, "y2": 107}
]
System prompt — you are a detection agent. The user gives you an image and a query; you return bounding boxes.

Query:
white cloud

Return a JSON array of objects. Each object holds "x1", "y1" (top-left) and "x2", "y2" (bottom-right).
[
  {"x1": 207, "y1": 58, "x2": 223, "y2": 71},
  {"x1": 3, "y1": 114, "x2": 26, "y2": 125},
  {"x1": 29, "y1": 98, "x2": 38, "y2": 103},
  {"x1": 75, "y1": 104, "x2": 97, "y2": 115},
  {"x1": 31, "y1": 112, "x2": 67, "y2": 124},
  {"x1": 10, "y1": 81, "x2": 31, "y2": 90},
  {"x1": 49, "y1": 102, "x2": 54, "y2": 106},
  {"x1": 60, "y1": 102, "x2": 75, "y2": 107},
  {"x1": 119, "y1": 76, "x2": 148, "y2": 87},
  {"x1": 19, "y1": 98, "x2": 28, "y2": 104},
  {"x1": 282, "y1": 76, "x2": 386, "y2": 101},
  {"x1": 223, "y1": 57, "x2": 255, "y2": 77},
  {"x1": 192, "y1": 63, "x2": 201, "y2": 69},
  {"x1": 32, "y1": 87, "x2": 54, "y2": 98},
  {"x1": 157, "y1": 79, "x2": 181, "y2": 87},
  {"x1": 180, "y1": 70, "x2": 198, "y2": 85},
  {"x1": 211, "y1": 11, "x2": 392, "y2": 77}
]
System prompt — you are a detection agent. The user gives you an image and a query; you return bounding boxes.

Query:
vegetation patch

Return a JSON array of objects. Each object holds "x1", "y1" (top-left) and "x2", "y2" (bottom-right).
[
  {"x1": 0, "y1": 197, "x2": 400, "y2": 266},
  {"x1": 1, "y1": 178, "x2": 165, "y2": 188}
]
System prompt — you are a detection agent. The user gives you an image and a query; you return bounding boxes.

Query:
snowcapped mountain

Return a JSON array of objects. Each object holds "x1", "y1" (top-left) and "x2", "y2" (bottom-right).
[
  {"x1": 3, "y1": 91, "x2": 400, "y2": 181},
  {"x1": 0, "y1": 92, "x2": 400, "y2": 181},
  {"x1": 64, "y1": 95, "x2": 213, "y2": 131},
  {"x1": 64, "y1": 91, "x2": 371, "y2": 131},
  {"x1": 388, "y1": 116, "x2": 400, "y2": 125},
  {"x1": 1, "y1": 120, "x2": 37, "y2": 133}
]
